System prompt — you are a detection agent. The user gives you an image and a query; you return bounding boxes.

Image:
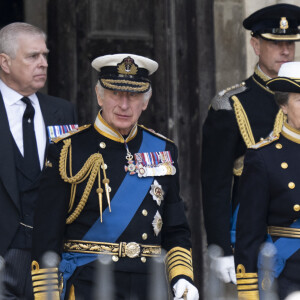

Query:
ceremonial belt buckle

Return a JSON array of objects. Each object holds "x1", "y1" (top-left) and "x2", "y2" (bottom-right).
[{"x1": 122, "y1": 242, "x2": 141, "y2": 258}]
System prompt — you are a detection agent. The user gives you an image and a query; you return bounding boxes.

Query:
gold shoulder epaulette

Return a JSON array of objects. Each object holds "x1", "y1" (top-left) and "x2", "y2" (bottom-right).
[
  {"x1": 250, "y1": 132, "x2": 280, "y2": 149},
  {"x1": 52, "y1": 124, "x2": 91, "y2": 144},
  {"x1": 138, "y1": 124, "x2": 174, "y2": 143},
  {"x1": 211, "y1": 82, "x2": 247, "y2": 111}
]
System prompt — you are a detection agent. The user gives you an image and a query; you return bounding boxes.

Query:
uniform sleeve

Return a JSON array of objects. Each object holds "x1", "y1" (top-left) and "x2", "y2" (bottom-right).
[
  {"x1": 31, "y1": 143, "x2": 70, "y2": 300},
  {"x1": 234, "y1": 149, "x2": 270, "y2": 300},
  {"x1": 162, "y1": 143, "x2": 194, "y2": 285},
  {"x1": 201, "y1": 106, "x2": 240, "y2": 255}
]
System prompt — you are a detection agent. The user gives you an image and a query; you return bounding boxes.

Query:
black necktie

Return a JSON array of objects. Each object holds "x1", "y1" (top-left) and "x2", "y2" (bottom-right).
[{"x1": 21, "y1": 97, "x2": 41, "y2": 179}]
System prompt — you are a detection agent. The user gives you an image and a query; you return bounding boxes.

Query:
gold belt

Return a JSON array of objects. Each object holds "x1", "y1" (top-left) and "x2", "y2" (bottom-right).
[
  {"x1": 64, "y1": 240, "x2": 161, "y2": 258},
  {"x1": 268, "y1": 226, "x2": 300, "y2": 238}
]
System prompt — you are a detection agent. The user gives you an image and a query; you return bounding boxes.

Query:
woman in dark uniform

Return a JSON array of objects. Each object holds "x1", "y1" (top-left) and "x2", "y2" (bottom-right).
[{"x1": 234, "y1": 61, "x2": 300, "y2": 300}]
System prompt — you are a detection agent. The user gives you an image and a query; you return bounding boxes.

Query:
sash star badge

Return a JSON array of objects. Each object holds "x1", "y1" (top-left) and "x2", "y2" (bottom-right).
[
  {"x1": 152, "y1": 211, "x2": 163, "y2": 236},
  {"x1": 150, "y1": 180, "x2": 164, "y2": 206}
]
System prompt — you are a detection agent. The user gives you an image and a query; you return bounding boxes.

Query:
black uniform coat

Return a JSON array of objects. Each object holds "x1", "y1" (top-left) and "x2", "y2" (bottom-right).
[
  {"x1": 201, "y1": 66, "x2": 279, "y2": 255},
  {"x1": 235, "y1": 125, "x2": 300, "y2": 300},
  {"x1": 32, "y1": 122, "x2": 192, "y2": 299},
  {"x1": 0, "y1": 91, "x2": 77, "y2": 256}
]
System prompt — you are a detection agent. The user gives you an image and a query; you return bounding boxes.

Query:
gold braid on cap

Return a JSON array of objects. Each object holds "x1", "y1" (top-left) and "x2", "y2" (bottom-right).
[
  {"x1": 101, "y1": 79, "x2": 149, "y2": 92},
  {"x1": 59, "y1": 139, "x2": 111, "y2": 224},
  {"x1": 231, "y1": 95, "x2": 255, "y2": 148},
  {"x1": 273, "y1": 109, "x2": 286, "y2": 136}
]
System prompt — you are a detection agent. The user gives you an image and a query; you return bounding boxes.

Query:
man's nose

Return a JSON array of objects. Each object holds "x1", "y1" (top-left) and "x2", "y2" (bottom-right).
[
  {"x1": 39, "y1": 54, "x2": 48, "y2": 67},
  {"x1": 119, "y1": 94, "x2": 130, "y2": 109},
  {"x1": 281, "y1": 42, "x2": 291, "y2": 55}
]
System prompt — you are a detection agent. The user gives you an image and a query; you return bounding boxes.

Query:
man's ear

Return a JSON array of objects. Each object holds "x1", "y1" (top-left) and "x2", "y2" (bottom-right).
[
  {"x1": 250, "y1": 36, "x2": 261, "y2": 56},
  {"x1": 0, "y1": 53, "x2": 11, "y2": 74},
  {"x1": 95, "y1": 85, "x2": 104, "y2": 106},
  {"x1": 142, "y1": 90, "x2": 152, "y2": 111}
]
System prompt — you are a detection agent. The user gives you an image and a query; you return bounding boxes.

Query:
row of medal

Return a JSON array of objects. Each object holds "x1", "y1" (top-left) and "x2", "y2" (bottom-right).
[
  {"x1": 136, "y1": 162, "x2": 176, "y2": 177},
  {"x1": 47, "y1": 124, "x2": 78, "y2": 142},
  {"x1": 133, "y1": 151, "x2": 176, "y2": 177}
]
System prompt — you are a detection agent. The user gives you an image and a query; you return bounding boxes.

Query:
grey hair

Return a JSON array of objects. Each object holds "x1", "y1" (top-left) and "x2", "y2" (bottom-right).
[
  {"x1": 274, "y1": 91, "x2": 289, "y2": 107},
  {"x1": 0, "y1": 22, "x2": 46, "y2": 58},
  {"x1": 96, "y1": 81, "x2": 152, "y2": 103}
]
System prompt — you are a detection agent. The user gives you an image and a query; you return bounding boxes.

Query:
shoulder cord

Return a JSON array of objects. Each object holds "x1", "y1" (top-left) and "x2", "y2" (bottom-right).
[
  {"x1": 273, "y1": 109, "x2": 286, "y2": 136},
  {"x1": 231, "y1": 96, "x2": 255, "y2": 148},
  {"x1": 59, "y1": 139, "x2": 111, "y2": 224}
]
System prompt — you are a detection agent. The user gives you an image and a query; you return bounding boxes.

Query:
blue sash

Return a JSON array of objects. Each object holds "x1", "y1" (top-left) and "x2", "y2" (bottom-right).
[
  {"x1": 257, "y1": 218, "x2": 300, "y2": 292},
  {"x1": 59, "y1": 130, "x2": 166, "y2": 299},
  {"x1": 230, "y1": 204, "x2": 239, "y2": 246}
]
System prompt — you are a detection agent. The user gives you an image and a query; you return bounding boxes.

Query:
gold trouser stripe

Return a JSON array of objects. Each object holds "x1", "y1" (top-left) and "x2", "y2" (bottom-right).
[{"x1": 268, "y1": 226, "x2": 300, "y2": 238}]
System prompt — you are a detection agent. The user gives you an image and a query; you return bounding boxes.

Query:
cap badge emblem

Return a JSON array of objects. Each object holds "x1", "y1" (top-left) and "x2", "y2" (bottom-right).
[
  {"x1": 117, "y1": 56, "x2": 138, "y2": 75},
  {"x1": 280, "y1": 17, "x2": 289, "y2": 30}
]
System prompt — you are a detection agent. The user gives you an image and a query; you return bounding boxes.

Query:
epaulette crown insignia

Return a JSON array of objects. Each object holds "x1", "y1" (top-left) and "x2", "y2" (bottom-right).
[{"x1": 211, "y1": 82, "x2": 246, "y2": 111}]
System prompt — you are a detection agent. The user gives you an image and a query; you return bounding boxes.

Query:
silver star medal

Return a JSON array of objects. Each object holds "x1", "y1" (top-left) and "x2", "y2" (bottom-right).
[
  {"x1": 152, "y1": 211, "x2": 163, "y2": 236},
  {"x1": 150, "y1": 180, "x2": 164, "y2": 205}
]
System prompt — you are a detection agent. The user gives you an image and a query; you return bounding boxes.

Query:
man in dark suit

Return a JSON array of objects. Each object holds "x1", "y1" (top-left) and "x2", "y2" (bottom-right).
[{"x1": 0, "y1": 22, "x2": 77, "y2": 299}]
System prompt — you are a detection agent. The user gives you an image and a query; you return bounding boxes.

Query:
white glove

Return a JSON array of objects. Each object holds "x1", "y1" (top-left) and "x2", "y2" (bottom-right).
[
  {"x1": 173, "y1": 279, "x2": 199, "y2": 300},
  {"x1": 211, "y1": 255, "x2": 236, "y2": 284}
]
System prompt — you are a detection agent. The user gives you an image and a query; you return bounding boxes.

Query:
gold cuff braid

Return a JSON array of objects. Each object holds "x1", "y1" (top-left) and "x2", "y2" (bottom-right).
[
  {"x1": 237, "y1": 290, "x2": 259, "y2": 300},
  {"x1": 166, "y1": 247, "x2": 194, "y2": 282},
  {"x1": 31, "y1": 261, "x2": 60, "y2": 300},
  {"x1": 236, "y1": 264, "x2": 259, "y2": 300}
]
